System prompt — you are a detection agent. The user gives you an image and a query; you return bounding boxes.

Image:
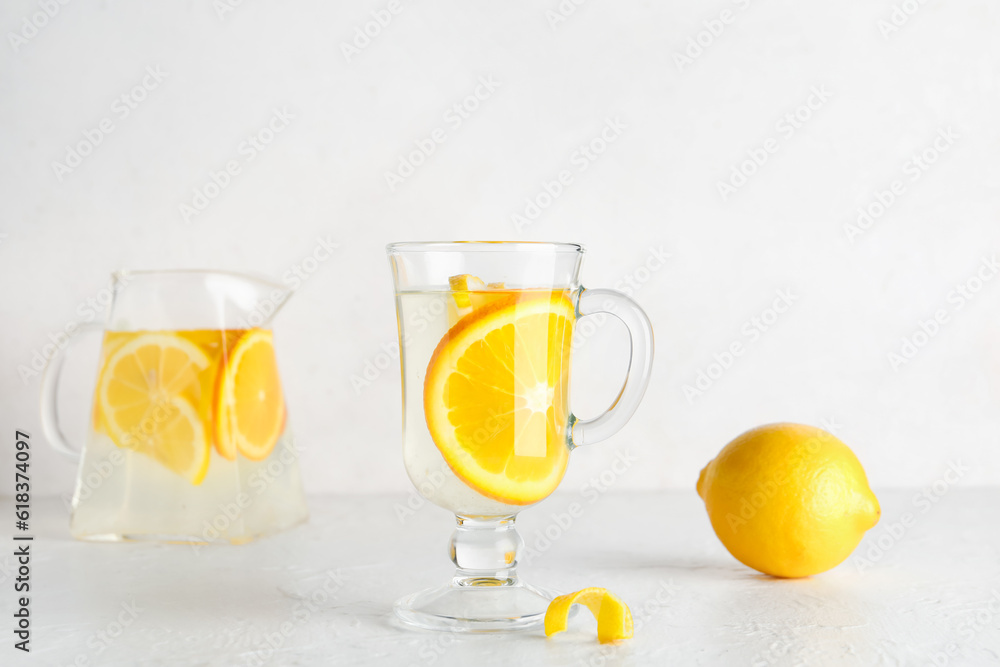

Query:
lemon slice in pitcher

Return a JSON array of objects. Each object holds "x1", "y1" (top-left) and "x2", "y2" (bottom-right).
[
  {"x1": 146, "y1": 396, "x2": 212, "y2": 484},
  {"x1": 214, "y1": 329, "x2": 286, "y2": 461},
  {"x1": 423, "y1": 293, "x2": 574, "y2": 505},
  {"x1": 97, "y1": 332, "x2": 212, "y2": 485}
]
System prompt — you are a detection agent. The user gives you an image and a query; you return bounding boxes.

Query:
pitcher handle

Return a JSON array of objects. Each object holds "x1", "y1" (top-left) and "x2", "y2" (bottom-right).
[
  {"x1": 39, "y1": 322, "x2": 103, "y2": 462},
  {"x1": 570, "y1": 288, "x2": 655, "y2": 448}
]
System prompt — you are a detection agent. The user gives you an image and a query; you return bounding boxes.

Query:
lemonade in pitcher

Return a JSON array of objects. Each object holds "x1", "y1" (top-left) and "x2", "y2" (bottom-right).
[
  {"x1": 72, "y1": 327, "x2": 306, "y2": 542},
  {"x1": 41, "y1": 270, "x2": 309, "y2": 544}
]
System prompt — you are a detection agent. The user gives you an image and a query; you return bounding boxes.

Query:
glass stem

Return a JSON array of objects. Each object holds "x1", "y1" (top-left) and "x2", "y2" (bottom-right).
[{"x1": 450, "y1": 515, "x2": 522, "y2": 587}]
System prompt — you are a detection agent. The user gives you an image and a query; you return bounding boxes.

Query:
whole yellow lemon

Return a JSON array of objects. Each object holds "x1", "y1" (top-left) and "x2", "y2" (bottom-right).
[{"x1": 697, "y1": 423, "x2": 880, "y2": 578}]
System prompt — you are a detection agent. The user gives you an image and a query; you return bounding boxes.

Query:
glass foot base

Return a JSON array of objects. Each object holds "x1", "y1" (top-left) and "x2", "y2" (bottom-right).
[{"x1": 394, "y1": 580, "x2": 558, "y2": 632}]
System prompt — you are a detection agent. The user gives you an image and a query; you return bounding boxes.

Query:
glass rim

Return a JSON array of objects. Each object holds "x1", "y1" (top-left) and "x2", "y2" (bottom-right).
[{"x1": 386, "y1": 241, "x2": 584, "y2": 254}]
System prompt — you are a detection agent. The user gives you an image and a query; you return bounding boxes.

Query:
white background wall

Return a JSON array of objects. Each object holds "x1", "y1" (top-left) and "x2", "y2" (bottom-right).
[{"x1": 1, "y1": 0, "x2": 998, "y2": 499}]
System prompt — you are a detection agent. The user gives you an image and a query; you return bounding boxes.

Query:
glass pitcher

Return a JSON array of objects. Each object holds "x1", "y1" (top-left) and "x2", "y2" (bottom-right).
[{"x1": 40, "y1": 270, "x2": 308, "y2": 543}]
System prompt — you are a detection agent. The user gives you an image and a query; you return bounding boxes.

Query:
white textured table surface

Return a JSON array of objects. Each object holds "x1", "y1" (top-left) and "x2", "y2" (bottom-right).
[{"x1": 3, "y1": 490, "x2": 999, "y2": 666}]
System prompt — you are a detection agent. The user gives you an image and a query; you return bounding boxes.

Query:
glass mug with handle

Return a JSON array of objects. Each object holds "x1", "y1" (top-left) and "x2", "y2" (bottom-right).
[{"x1": 387, "y1": 242, "x2": 654, "y2": 631}]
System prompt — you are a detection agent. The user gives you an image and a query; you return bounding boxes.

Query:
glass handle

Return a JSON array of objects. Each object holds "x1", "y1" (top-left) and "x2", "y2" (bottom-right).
[
  {"x1": 570, "y1": 288, "x2": 654, "y2": 448},
  {"x1": 39, "y1": 323, "x2": 102, "y2": 462}
]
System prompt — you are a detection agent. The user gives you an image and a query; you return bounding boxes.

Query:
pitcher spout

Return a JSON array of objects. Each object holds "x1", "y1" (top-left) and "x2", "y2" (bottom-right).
[
  {"x1": 106, "y1": 269, "x2": 291, "y2": 331},
  {"x1": 214, "y1": 272, "x2": 293, "y2": 328}
]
